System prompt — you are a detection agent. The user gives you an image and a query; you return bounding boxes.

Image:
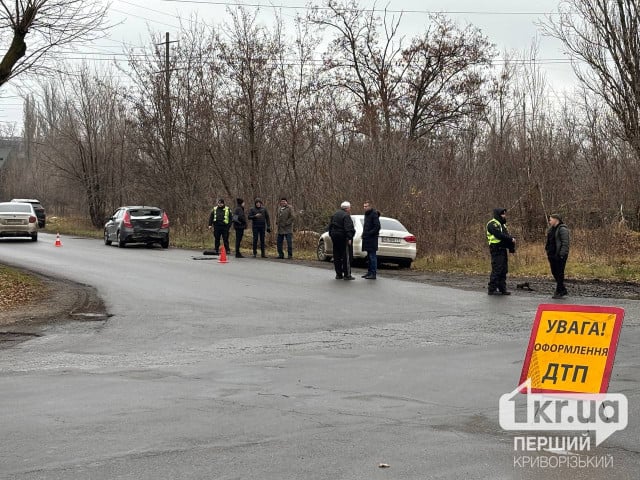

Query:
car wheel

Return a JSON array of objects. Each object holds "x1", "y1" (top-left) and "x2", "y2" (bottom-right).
[
  {"x1": 31, "y1": 232, "x2": 38, "y2": 242},
  {"x1": 117, "y1": 231, "x2": 126, "y2": 248},
  {"x1": 317, "y1": 240, "x2": 331, "y2": 261},
  {"x1": 104, "y1": 230, "x2": 112, "y2": 246},
  {"x1": 161, "y1": 236, "x2": 169, "y2": 249},
  {"x1": 398, "y1": 259, "x2": 412, "y2": 269}
]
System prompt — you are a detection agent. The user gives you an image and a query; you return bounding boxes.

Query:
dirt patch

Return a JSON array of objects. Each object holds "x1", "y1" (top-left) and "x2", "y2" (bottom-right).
[{"x1": 0, "y1": 272, "x2": 108, "y2": 346}]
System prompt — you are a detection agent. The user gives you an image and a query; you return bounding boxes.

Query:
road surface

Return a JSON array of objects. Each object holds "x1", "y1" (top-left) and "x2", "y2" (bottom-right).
[{"x1": 0, "y1": 233, "x2": 638, "y2": 479}]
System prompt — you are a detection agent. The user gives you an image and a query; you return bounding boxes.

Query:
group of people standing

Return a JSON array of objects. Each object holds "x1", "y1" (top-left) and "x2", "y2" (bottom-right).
[
  {"x1": 207, "y1": 197, "x2": 294, "y2": 259},
  {"x1": 328, "y1": 200, "x2": 381, "y2": 281},
  {"x1": 486, "y1": 208, "x2": 571, "y2": 298}
]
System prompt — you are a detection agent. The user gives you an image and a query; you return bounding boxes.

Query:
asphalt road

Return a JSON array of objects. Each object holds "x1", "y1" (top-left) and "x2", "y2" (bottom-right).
[{"x1": 0, "y1": 233, "x2": 639, "y2": 479}]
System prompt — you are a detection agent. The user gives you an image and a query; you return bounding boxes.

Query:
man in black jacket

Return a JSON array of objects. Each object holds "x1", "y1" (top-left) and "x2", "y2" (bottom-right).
[
  {"x1": 248, "y1": 198, "x2": 271, "y2": 258},
  {"x1": 329, "y1": 201, "x2": 356, "y2": 280},
  {"x1": 362, "y1": 200, "x2": 381, "y2": 279},
  {"x1": 546, "y1": 213, "x2": 570, "y2": 299},
  {"x1": 233, "y1": 198, "x2": 247, "y2": 258},
  {"x1": 486, "y1": 208, "x2": 516, "y2": 295}
]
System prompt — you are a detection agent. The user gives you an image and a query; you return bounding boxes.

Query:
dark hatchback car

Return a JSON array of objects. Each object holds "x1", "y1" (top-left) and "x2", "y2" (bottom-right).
[
  {"x1": 11, "y1": 199, "x2": 46, "y2": 228},
  {"x1": 104, "y1": 206, "x2": 170, "y2": 248}
]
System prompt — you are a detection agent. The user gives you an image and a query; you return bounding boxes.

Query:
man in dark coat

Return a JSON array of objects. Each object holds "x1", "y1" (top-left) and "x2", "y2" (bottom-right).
[
  {"x1": 329, "y1": 201, "x2": 356, "y2": 280},
  {"x1": 207, "y1": 198, "x2": 232, "y2": 255},
  {"x1": 233, "y1": 198, "x2": 247, "y2": 258},
  {"x1": 361, "y1": 200, "x2": 381, "y2": 279},
  {"x1": 486, "y1": 208, "x2": 516, "y2": 295},
  {"x1": 248, "y1": 198, "x2": 271, "y2": 257},
  {"x1": 545, "y1": 213, "x2": 570, "y2": 298}
]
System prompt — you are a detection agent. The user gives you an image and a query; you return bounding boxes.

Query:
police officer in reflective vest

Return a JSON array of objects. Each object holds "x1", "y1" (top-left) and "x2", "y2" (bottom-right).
[
  {"x1": 208, "y1": 198, "x2": 232, "y2": 255},
  {"x1": 486, "y1": 208, "x2": 516, "y2": 295}
]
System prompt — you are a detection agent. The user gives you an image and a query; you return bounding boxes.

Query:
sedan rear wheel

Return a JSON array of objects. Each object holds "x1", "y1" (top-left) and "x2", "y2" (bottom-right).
[
  {"x1": 104, "y1": 230, "x2": 112, "y2": 246},
  {"x1": 161, "y1": 235, "x2": 169, "y2": 249},
  {"x1": 117, "y1": 231, "x2": 126, "y2": 248},
  {"x1": 31, "y1": 232, "x2": 38, "y2": 242}
]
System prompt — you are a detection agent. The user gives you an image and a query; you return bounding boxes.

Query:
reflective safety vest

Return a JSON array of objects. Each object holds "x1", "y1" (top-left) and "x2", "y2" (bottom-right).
[
  {"x1": 213, "y1": 206, "x2": 231, "y2": 224},
  {"x1": 486, "y1": 218, "x2": 505, "y2": 245}
]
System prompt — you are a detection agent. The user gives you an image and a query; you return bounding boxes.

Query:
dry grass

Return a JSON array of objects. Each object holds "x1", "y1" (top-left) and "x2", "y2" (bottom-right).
[{"x1": 0, "y1": 265, "x2": 44, "y2": 310}]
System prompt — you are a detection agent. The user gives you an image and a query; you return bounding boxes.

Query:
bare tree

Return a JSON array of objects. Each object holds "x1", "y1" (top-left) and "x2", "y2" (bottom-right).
[
  {"x1": 218, "y1": 7, "x2": 283, "y2": 196},
  {"x1": 34, "y1": 65, "x2": 131, "y2": 227},
  {"x1": 309, "y1": 0, "x2": 406, "y2": 139},
  {"x1": 545, "y1": 0, "x2": 640, "y2": 159},
  {"x1": 0, "y1": 0, "x2": 110, "y2": 88},
  {"x1": 401, "y1": 15, "x2": 495, "y2": 140}
]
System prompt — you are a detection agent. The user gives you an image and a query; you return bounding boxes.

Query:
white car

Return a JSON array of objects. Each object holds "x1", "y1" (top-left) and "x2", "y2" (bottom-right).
[
  {"x1": 0, "y1": 202, "x2": 39, "y2": 241},
  {"x1": 316, "y1": 215, "x2": 416, "y2": 268}
]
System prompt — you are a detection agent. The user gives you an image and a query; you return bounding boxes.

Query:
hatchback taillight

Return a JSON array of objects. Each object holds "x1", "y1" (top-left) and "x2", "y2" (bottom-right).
[
  {"x1": 161, "y1": 212, "x2": 169, "y2": 228},
  {"x1": 28, "y1": 215, "x2": 37, "y2": 223},
  {"x1": 123, "y1": 211, "x2": 133, "y2": 228},
  {"x1": 404, "y1": 235, "x2": 417, "y2": 243}
]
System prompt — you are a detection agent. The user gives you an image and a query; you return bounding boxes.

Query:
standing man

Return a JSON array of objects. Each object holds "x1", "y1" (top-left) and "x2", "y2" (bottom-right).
[
  {"x1": 545, "y1": 213, "x2": 570, "y2": 299},
  {"x1": 329, "y1": 201, "x2": 356, "y2": 280},
  {"x1": 276, "y1": 197, "x2": 294, "y2": 259},
  {"x1": 486, "y1": 208, "x2": 516, "y2": 295},
  {"x1": 248, "y1": 198, "x2": 270, "y2": 258},
  {"x1": 233, "y1": 198, "x2": 247, "y2": 258},
  {"x1": 362, "y1": 200, "x2": 381, "y2": 279},
  {"x1": 208, "y1": 198, "x2": 232, "y2": 255}
]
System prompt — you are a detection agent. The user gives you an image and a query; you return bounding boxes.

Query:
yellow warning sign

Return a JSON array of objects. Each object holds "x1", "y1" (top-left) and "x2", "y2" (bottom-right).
[{"x1": 519, "y1": 304, "x2": 624, "y2": 394}]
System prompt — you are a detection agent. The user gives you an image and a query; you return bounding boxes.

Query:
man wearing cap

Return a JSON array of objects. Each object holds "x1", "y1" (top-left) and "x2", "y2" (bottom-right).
[
  {"x1": 486, "y1": 208, "x2": 516, "y2": 295},
  {"x1": 233, "y1": 198, "x2": 247, "y2": 258},
  {"x1": 546, "y1": 213, "x2": 570, "y2": 298},
  {"x1": 329, "y1": 201, "x2": 356, "y2": 280},
  {"x1": 276, "y1": 197, "x2": 295, "y2": 259},
  {"x1": 208, "y1": 198, "x2": 232, "y2": 255}
]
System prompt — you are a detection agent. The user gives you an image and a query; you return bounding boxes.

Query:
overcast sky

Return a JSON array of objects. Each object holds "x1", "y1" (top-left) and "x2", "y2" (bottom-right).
[{"x1": 0, "y1": 0, "x2": 576, "y2": 129}]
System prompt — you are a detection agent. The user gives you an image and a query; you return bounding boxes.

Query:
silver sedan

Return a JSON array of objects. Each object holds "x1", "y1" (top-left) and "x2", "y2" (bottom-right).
[
  {"x1": 317, "y1": 214, "x2": 416, "y2": 268},
  {"x1": 0, "y1": 202, "x2": 39, "y2": 241}
]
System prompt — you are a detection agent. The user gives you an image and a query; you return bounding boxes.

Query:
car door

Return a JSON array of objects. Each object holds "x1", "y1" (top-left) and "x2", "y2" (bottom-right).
[{"x1": 105, "y1": 208, "x2": 121, "y2": 240}]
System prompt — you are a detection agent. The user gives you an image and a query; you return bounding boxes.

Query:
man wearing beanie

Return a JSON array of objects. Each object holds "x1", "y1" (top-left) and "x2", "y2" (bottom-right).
[
  {"x1": 486, "y1": 208, "x2": 516, "y2": 295},
  {"x1": 329, "y1": 201, "x2": 356, "y2": 280},
  {"x1": 546, "y1": 213, "x2": 570, "y2": 298},
  {"x1": 248, "y1": 198, "x2": 271, "y2": 257},
  {"x1": 207, "y1": 198, "x2": 232, "y2": 255},
  {"x1": 232, "y1": 198, "x2": 247, "y2": 258}
]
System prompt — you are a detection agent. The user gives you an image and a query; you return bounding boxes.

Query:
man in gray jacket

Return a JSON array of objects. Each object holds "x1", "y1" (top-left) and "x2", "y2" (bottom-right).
[
  {"x1": 276, "y1": 197, "x2": 294, "y2": 259},
  {"x1": 545, "y1": 213, "x2": 570, "y2": 298}
]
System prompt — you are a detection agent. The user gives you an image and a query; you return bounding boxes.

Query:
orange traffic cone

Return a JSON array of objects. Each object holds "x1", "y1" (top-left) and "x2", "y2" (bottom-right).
[
  {"x1": 54, "y1": 232, "x2": 63, "y2": 247},
  {"x1": 218, "y1": 245, "x2": 228, "y2": 264}
]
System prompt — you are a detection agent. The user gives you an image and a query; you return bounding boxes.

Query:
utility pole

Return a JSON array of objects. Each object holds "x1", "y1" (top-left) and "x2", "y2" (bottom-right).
[
  {"x1": 156, "y1": 32, "x2": 177, "y2": 167},
  {"x1": 165, "y1": 32, "x2": 171, "y2": 152}
]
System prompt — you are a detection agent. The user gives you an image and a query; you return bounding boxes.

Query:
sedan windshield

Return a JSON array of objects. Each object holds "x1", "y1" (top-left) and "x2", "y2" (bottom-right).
[{"x1": 380, "y1": 218, "x2": 407, "y2": 231}]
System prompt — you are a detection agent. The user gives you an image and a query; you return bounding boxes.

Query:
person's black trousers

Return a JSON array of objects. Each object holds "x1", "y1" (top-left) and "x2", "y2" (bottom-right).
[
  {"x1": 214, "y1": 226, "x2": 230, "y2": 254},
  {"x1": 548, "y1": 256, "x2": 568, "y2": 294},
  {"x1": 488, "y1": 246, "x2": 508, "y2": 292},
  {"x1": 235, "y1": 228, "x2": 244, "y2": 255},
  {"x1": 252, "y1": 226, "x2": 266, "y2": 255},
  {"x1": 331, "y1": 234, "x2": 352, "y2": 277}
]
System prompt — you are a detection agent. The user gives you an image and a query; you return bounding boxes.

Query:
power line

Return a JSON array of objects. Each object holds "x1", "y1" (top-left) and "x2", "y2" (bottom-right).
[{"x1": 155, "y1": 0, "x2": 558, "y2": 16}]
